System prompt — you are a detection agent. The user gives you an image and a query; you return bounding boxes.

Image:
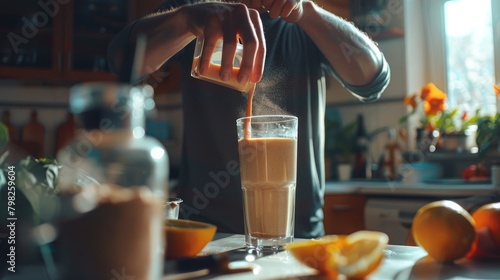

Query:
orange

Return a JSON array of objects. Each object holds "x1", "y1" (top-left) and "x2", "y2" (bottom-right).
[
  {"x1": 467, "y1": 202, "x2": 500, "y2": 260},
  {"x1": 335, "y1": 231, "x2": 388, "y2": 279},
  {"x1": 164, "y1": 219, "x2": 217, "y2": 259},
  {"x1": 412, "y1": 200, "x2": 476, "y2": 262},
  {"x1": 286, "y1": 235, "x2": 345, "y2": 277},
  {"x1": 286, "y1": 231, "x2": 388, "y2": 278}
]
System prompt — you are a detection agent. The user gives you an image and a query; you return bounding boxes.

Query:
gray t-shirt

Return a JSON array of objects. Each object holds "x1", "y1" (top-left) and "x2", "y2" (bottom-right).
[{"x1": 112, "y1": 2, "x2": 390, "y2": 238}]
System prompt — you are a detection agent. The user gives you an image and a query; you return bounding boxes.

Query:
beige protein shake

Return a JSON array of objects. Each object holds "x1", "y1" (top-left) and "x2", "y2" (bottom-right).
[{"x1": 236, "y1": 115, "x2": 298, "y2": 251}]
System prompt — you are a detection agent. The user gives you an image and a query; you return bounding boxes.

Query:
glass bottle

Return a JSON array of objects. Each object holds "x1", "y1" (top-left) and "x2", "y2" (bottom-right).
[
  {"x1": 351, "y1": 114, "x2": 369, "y2": 179},
  {"x1": 56, "y1": 82, "x2": 168, "y2": 280}
]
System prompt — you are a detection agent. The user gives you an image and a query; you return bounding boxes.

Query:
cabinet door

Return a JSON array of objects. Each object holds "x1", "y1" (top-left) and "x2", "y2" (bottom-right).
[
  {"x1": 323, "y1": 194, "x2": 366, "y2": 235},
  {"x1": 62, "y1": 0, "x2": 135, "y2": 81},
  {"x1": 0, "y1": 0, "x2": 64, "y2": 79}
]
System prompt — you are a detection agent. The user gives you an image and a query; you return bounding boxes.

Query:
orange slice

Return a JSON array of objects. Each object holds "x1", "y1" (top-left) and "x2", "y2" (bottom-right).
[
  {"x1": 286, "y1": 231, "x2": 388, "y2": 278},
  {"x1": 286, "y1": 235, "x2": 345, "y2": 277},
  {"x1": 335, "y1": 231, "x2": 389, "y2": 279}
]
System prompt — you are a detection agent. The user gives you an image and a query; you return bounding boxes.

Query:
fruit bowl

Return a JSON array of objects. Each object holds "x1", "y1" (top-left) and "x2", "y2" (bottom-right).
[{"x1": 164, "y1": 219, "x2": 217, "y2": 259}]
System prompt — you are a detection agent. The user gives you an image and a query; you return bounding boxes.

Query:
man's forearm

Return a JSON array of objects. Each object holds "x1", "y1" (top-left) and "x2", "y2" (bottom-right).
[
  {"x1": 297, "y1": 1, "x2": 384, "y2": 87},
  {"x1": 108, "y1": 7, "x2": 195, "y2": 79}
]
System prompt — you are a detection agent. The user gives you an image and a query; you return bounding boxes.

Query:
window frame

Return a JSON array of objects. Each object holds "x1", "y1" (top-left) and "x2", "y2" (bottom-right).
[{"x1": 425, "y1": 0, "x2": 500, "y2": 98}]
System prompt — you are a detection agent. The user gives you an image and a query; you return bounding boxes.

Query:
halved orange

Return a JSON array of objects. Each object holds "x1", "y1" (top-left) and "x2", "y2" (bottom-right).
[
  {"x1": 286, "y1": 235, "x2": 346, "y2": 277},
  {"x1": 286, "y1": 231, "x2": 388, "y2": 278},
  {"x1": 335, "y1": 231, "x2": 389, "y2": 279},
  {"x1": 164, "y1": 219, "x2": 217, "y2": 259}
]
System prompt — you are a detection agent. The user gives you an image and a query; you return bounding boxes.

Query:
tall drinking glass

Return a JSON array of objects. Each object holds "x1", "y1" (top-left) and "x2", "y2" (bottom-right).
[{"x1": 236, "y1": 115, "x2": 298, "y2": 251}]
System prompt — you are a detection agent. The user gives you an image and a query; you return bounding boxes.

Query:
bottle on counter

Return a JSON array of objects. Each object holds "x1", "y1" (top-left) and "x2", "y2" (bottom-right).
[
  {"x1": 351, "y1": 114, "x2": 369, "y2": 179},
  {"x1": 56, "y1": 83, "x2": 169, "y2": 280},
  {"x1": 21, "y1": 110, "x2": 45, "y2": 158},
  {"x1": 382, "y1": 128, "x2": 403, "y2": 180},
  {"x1": 2, "y1": 110, "x2": 19, "y2": 144},
  {"x1": 55, "y1": 111, "x2": 76, "y2": 154}
]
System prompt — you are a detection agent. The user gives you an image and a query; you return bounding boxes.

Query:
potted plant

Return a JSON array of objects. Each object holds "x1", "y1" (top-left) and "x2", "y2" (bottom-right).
[
  {"x1": 400, "y1": 83, "x2": 479, "y2": 152},
  {"x1": 473, "y1": 85, "x2": 500, "y2": 159},
  {"x1": 476, "y1": 114, "x2": 500, "y2": 160},
  {"x1": 325, "y1": 116, "x2": 356, "y2": 180}
]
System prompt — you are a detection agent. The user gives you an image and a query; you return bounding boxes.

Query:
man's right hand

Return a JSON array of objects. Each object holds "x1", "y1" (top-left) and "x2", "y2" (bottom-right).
[{"x1": 184, "y1": 2, "x2": 266, "y2": 84}]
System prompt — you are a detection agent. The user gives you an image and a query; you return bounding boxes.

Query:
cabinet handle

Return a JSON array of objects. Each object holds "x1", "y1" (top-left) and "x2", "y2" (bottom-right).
[{"x1": 331, "y1": 205, "x2": 352, "y2": 211}]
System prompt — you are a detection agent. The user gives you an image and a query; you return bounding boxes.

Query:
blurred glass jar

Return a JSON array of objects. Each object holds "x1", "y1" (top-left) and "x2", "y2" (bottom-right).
[
  {"x1": 56, "y1": 83, "x2": 169, "y2": 280},
  {"x1": 191, "y1": 35, "x2": 255, "y2": 92}
]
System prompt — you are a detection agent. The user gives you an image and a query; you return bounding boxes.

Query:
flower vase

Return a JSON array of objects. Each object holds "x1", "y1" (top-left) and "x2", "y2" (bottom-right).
[{"x1": 440, "y1": 133, "x2": 468, "y2": 153}]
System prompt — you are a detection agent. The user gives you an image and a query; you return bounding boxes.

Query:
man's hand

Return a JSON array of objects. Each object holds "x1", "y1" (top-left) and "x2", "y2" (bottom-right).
[
  {"x1": 241, "y1": 0, "x2": 305, "y2": 22},
  {"x1": 185, "y1": 2, "x2": 266, "y2": 84}
]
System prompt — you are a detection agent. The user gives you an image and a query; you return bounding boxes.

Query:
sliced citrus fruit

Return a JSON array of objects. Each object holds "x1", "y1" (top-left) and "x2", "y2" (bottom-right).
[
  {"x1": 164, "y1": 219, "x2": 217, "y2": 259},
  {"x1": 335, "y1": 230, "x2": 389, "y2": 279},
  {"x1": 412, "y1": 200, "x2": 476, "y2": 262},
  {"x1": 286, "y1": 235, "x2": 345, "y2": 277}
]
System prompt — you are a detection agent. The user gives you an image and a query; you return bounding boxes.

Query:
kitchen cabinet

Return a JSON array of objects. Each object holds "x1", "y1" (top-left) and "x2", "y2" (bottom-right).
[
  {"x1": 1, "y1": 1, "x2": 65, "y2": 80},
  {"x1": 0, "y1": 0, "x2": 180, "y2": 88},
  {"x1": 323, "y1": 193, "x2": 366, "y2": 235},
  {"x1": 0, "y1": 0, "x2": 135, "y2": 81}
]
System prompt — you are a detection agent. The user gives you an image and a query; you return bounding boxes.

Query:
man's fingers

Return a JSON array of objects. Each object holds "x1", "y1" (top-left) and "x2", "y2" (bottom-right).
[
  {"x1": 232, "y1": 5, "x2": 259, "y2": 85},
  {"x1": 280, "y1": 1, "x2": 297, "y2": 18},
  {"x1": 268, "y1": 0, "x2": 286, "y2": 18},
  {"x1": 249, "y1": 0, "x2": 264, "y2": 10},
  {"x1": 199, "y1": 16, "x2": 223, "y2": 75},
  {"x1": 248, "y1": 9, "x2": 266, "y2": 83},
  {"x1": 196, "y1": 3, "x2": 266, "y2": 85},
  {"x1": 220, "y1": 22, "x2": 238, "y2": 81}
]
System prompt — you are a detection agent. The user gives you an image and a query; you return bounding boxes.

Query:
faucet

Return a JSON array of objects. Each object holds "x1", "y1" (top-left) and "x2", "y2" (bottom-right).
[{"x1": 365, "y1": 127, "x2": 395, "y2": 179}]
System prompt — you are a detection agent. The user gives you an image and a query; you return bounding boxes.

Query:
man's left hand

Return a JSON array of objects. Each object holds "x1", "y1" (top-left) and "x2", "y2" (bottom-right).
[{"x1": 241, "y1": 0, "x2": 305, "y2": 22}]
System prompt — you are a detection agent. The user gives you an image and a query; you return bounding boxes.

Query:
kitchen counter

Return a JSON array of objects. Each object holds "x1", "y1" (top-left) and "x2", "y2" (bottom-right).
[
  {"x1": 325, "y1": 180, "x2": 500, "y2": 197},
  {"x1": 175, "y1": 234, "x2": 500, "y2": 280},
  {"x1": 5, "y1": 234, "x2": 500, "y2": 279}
]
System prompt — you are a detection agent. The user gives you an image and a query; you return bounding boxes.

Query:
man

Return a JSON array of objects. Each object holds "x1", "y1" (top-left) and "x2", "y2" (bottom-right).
[{"x1": 108, "y1": 0, "x2": 390, "y2": 238}]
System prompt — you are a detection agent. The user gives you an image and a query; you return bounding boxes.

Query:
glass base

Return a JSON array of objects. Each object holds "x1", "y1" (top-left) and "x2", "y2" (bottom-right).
[{"x1": 245, "y1": 234, "x2": 293, "y2": 252}]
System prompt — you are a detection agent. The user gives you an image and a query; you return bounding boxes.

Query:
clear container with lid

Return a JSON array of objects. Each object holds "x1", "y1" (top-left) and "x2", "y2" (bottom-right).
[
  {"x1": 191, "y1": 35, "x2": 255, "y2": 92},
  {"x1": 56, "y1": 82, "x2": 168, "y2": 280}
]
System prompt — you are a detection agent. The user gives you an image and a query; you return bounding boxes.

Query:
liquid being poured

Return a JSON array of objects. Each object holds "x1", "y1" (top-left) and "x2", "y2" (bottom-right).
[{"x1": 243, "y1": 83, "x2": 256, "y2": 140}]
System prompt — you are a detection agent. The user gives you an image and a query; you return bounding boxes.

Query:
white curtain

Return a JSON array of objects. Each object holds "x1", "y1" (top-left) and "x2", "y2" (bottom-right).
[{"x1": 421, "y1": 0, "x2": 447, "y2": 92}]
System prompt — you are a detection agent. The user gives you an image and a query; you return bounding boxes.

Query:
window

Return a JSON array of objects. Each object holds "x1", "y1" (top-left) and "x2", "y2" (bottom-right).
[
  {"x1": 428, "y1": 0, "x2": 499, "y2": 116},
  {"x1": 443, "y1": 0, "x2": 496, "y2": 115}
]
